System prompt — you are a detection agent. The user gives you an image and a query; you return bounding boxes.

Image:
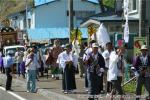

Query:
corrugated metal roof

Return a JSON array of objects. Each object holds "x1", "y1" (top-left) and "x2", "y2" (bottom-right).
[{"x1": 27, "y1": 28, "x2": 88, "y2": 41}]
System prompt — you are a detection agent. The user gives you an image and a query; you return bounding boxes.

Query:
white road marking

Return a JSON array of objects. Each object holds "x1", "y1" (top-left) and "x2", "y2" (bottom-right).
[{"x1": 0, "y1": 86, "x2": 26, "y2": 100}]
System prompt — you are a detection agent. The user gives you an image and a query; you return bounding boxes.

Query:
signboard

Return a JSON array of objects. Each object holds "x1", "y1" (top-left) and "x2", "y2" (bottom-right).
[
  {"x1": 134, "y1": 37, "x2": 147, "y2": 56},
  {"x1": 114, "y1": 32, "x2": 137, "y2": 49}
]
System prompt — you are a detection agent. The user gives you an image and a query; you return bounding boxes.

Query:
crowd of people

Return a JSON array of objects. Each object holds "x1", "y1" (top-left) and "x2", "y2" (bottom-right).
[{"x1": 0, "y1": 39, "x2": 150, "y2": 100}]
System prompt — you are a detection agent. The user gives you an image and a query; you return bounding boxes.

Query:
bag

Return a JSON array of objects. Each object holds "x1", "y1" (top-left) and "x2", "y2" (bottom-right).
[{"x1": 45, "y1": 53, "x2": 53, "y2": 65}]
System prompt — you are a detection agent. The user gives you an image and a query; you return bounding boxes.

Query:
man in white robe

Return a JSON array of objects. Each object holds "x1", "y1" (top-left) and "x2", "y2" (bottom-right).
[{"x1": 59, "y1": 44, "x2": 78, "y2": 94}]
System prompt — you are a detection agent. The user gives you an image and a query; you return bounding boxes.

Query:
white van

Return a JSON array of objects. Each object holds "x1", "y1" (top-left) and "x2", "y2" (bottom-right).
[{"x1": 3, "y1": 45, "x2": 25, "y2": 57}]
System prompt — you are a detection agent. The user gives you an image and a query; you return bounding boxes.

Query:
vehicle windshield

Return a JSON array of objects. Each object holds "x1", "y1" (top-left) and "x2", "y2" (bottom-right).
[{"x1": 6, "y1": 47, "x2": 25, "y2": 56}]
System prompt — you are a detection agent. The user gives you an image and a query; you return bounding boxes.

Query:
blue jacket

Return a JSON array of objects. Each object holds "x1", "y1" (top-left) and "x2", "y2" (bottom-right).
[{"x1": 4, "y1": 55, "x2": 14, "y2": 68}]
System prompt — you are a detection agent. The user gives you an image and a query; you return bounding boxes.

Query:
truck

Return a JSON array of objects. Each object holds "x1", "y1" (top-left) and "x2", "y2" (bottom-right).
[{"x1": 0, "y1": 27, "x2": 25, "y2": 73}]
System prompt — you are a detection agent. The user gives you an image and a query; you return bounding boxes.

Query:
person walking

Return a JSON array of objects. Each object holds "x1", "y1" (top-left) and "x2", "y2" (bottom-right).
[
  {"x1": 50, "y1": 39, "x2": 62, "y2": 80},
  {"x1": 134, "y1": 45, "x2": 150, "y2": 100},
  {"x1": 108, "y1": 46, "x2": 125, "y2": 100},
  {"x1": 84, "y1": 43, "x2": 105, "y2": 100},
  {"x1": 0, "y1": 50, "x2": 4, "y2": 73},
  {"x1": 78, "y1": 43, "x2": 85, "y2": 78},
  {"x1": 102, "y1": 42, "x2": 113, "y2": 95},
  {"x1": 15, "y1": 48, "x2": 24, "y2": 77},
  {"x1": 59, "y1": 44, "x2": 77, "y2": 94},
  {"x1": 25, "y1": 48, "x2": 37, "y2": 93},
  {"x1": 83, "y1": 40, "x2": 96, "y2": 92},
  {"x1": 3, "y1": 50, "x2": 14, "y2": 91}
]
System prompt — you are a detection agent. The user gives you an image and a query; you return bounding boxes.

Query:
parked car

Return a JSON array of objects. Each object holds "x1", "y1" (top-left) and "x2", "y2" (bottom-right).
[
  {"x1": 3, "y1": 45, "x2": 25, "y2": 72},
  {"x1": 3, "y1": 45, "x2": 25, "y2": 58}
]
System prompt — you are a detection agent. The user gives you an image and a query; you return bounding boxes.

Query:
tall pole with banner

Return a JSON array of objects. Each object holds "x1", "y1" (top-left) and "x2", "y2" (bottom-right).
[{"x1": 123, "y1": 0, "x2": 129, "y2": 43}]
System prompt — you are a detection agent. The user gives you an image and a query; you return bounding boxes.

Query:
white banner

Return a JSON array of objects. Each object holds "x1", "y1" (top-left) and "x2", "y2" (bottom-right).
[
  {"x1": 124, "y1": 22, "x2": 129, "y2": 43},
  {"x1": 96, "y1": 23, "x2": 110, "y2": 47},
  {"x1": 123, "y1": 0, "x2": 129, "y2": 43}
]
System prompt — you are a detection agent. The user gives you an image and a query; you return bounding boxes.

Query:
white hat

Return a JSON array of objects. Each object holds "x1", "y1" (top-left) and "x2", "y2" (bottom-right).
[
  {"x1": 61, "y1": 44, "x2": 66, "y2": 48},
  {"x1": 141, "y1": 45, "x2": 148, "y2": 50},
  {"x1": 92, "y1": 43, "x2": 99, "y2": 48}
]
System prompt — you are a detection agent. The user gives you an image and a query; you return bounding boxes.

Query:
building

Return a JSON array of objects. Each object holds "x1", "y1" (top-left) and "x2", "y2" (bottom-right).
[
  {"x1": 7, "y1": 0, "x2": 100, "y2": 43},
  {"x1": 81, "y1": 0, "x2": 150, "y2": 45},
  {"x1": 8, "y1": 10, "x2": 26, "y2": 30},
  {"x1": 32, "y1": 0, "x2": 100, "y2": 28}
]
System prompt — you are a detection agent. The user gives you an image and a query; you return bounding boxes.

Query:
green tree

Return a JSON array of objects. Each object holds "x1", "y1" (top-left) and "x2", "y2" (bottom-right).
[{"x1": 98, "y1": 0, "x2": 115, "y2": 13}]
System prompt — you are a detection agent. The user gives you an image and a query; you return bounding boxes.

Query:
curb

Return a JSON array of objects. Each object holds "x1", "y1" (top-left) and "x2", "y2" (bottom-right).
[{"x1": 0, "y1": 74, "x2": 76, "y2": 100}]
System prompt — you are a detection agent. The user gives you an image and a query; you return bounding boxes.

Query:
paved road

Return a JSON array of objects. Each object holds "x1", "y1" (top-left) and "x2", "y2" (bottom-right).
[
  {"x1": 0, "y1": 88, "x2": 20, "y2": 100},
  {"x1": 0, "y1": 85, "x2": 49, "y2": 100}
]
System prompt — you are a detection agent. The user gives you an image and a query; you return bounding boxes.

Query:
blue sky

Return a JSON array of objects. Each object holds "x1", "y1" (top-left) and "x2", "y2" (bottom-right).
[{"x1": 34, "y1": 0, "x2": 99, "y2": 6}]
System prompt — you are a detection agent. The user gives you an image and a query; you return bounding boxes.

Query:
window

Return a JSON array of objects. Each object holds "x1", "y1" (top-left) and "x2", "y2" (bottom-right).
[
  {"x1": 28, "y1": 19, "x2": 31, "y2": 29},
  {"x1": 129, "y1": 0, "x2": 137, "y2": 13},
  {"x1": 133, "y1": 0, "x2": 136, "y2": 10}
]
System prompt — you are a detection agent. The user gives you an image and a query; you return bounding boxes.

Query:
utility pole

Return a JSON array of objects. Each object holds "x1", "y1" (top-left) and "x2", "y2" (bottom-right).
[
  {"x1": 25, "y1": 0, "x2": 29, "y2": 45},
  {"x1": 25, "y1": 0, "x2": 28, "y2": 29},
  {"x1": 68, "y1": 0, "x2": 74, "y2": 42},
  {"x1": 139, "y1": 0, "x2": 146, "y2": 37}
]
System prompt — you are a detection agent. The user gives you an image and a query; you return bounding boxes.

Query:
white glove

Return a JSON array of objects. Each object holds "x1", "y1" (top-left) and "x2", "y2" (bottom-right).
[
  {"x1": 100, "y1": 68, "x2": 104, "y2": 72},
  {"x1": 134, "y1": 71, "x2": 139, "y2": 77}
]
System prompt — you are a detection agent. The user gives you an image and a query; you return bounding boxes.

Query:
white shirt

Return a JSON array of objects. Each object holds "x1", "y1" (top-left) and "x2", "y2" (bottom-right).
[
  {"x1": 15, "y1": 51, "x2": 23, "y2": 63},
  {"x1": 42, "y1": 55, "x2": 48, "y2": 68},
  {"x1": 108, "y1": 51, "x2": 120, "y2": 81},
  {"x1": 25, "y1": 54, "x2": 37, "y2": 70},
  {"x1": 102, "y1": 50, "x2": 111, "y2": 68},
  {"x1": 83, "y1": 48, "x2": 92, "y2": 61},
  {"x1": 59, "y1": 51, "x2": 78, "y2": 72},
  {"x1": 57, "y1": 52, "x2": 63, "y2": 68}
]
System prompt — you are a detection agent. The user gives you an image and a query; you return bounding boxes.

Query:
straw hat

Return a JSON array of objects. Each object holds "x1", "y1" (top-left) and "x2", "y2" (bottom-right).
[
  {"x1": 140, "y1": 45, "x2": 148, "y2": 50},
  {"x1": 92, "y1": 43, "x2": 99, "y2": 48}
]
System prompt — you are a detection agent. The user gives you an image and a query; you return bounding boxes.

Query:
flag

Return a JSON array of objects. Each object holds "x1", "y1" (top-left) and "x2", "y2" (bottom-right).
[
  {"x1": 124, "y1": 23, "x2": 129, "y2": 43},
  {"x1": 96, "y1": 23, "x2": 110, "y2": 47},
  {"x1": 123, "y1": 0, "x2": 129, "y2": 43}
]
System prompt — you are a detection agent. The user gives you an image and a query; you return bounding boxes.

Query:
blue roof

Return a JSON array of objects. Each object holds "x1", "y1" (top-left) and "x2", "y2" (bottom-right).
[
  {"x1": 27, "y1": 28, "x2": 88, "y2": 41},
  {"x1": 34, "y1": 0, "x2": 98, "y2": 7}
]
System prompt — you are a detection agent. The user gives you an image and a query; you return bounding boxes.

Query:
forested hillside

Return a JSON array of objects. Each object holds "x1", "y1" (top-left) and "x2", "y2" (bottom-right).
[{"x1": 0, "y1": 0, "x2": 33, "y2": 22}]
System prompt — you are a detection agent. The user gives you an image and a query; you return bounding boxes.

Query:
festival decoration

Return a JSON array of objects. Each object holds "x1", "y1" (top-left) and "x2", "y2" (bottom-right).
[
  {"x1": 70, "y1": 28, "x2": 82, "y2": 44},
  {"x1": 96, "y1": 23, "x2": 110, "y2": 47},
  {"x1": 123, "y1": 0, "x2": 129, "y2": 43}
]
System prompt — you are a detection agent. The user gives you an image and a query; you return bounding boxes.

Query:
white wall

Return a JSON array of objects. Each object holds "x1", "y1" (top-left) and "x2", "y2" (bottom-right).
[{"x1": 19, "y1": 18, "x2": 24, "y2": 30}]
